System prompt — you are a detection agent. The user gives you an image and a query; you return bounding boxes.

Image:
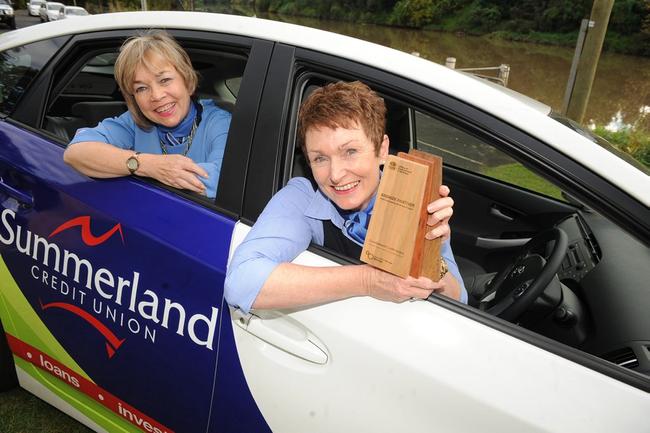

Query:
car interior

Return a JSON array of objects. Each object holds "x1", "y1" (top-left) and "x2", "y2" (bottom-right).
[
  {"x1": 44, "y1": 47, "x2": 247, "y2": 142},
  {"x1": 289, "y1": 75, "x2": 650, "y2": 380}
]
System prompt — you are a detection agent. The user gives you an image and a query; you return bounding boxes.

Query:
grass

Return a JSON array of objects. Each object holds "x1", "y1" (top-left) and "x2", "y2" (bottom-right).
[
  {"x1": 0, "y1": 387, "x2": 92, "y2": 433},
  {"x1": 483, "y1": 163, "x2": 565, "y2": 200}
]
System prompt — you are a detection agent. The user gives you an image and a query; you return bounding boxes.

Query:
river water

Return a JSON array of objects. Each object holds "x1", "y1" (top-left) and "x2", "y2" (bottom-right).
[{"x1": 259, "y1": 13, "x2": 650, "y2": 130}]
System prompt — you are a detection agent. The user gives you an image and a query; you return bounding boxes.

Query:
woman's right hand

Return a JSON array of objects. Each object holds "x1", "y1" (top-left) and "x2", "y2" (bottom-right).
[
  {"x1": 363, "y1": 265, "x2": 439, "y2": 302},
  {"x1": 139, "y1": 153, "x2": 208, "y2": 194}
]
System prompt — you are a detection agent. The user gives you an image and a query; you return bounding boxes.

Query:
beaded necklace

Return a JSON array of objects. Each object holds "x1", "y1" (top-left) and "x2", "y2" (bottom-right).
[{"x1": 159, "y1": 118, "x2": 199, "y2": 156}]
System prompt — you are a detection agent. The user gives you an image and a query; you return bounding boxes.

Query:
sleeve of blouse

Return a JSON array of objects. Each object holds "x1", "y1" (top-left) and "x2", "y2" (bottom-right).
[
  {"x1": 441, "y1": 238, "x2": 468, "y2": 304},
  {"x1": 225, "y1": 178, "x2": 318, "y2": 313}
]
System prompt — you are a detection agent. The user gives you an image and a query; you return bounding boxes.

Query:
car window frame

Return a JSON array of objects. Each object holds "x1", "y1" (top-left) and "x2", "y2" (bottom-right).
[{"x1": 242, "y1": 44, "x2": 650, "y2": 393}]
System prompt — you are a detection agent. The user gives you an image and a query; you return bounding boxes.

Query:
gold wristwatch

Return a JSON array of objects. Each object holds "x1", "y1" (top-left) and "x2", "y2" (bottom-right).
[
  {"x1": 126, "y1": 152, "x2": 141, "y2": 174},
  {"x1": 439, "y1": 257, "x2": 448, "y2": 280}
]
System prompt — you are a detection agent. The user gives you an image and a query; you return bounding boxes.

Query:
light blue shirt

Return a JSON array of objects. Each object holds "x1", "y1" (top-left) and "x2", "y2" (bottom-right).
[
  {"x1": 225, "y1": 177, "x2": 468, "y2": 313},
  {"x1": 69, "y1": 99, "x2": 231, "y2": 198}
]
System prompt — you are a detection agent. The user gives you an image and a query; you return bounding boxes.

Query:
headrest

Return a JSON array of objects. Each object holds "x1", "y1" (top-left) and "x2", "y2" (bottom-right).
[{"x1": 71, "y1": 101, "x2": 127, "y2": 125}]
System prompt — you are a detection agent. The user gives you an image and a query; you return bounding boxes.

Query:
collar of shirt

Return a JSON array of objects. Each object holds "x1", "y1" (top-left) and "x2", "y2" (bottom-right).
[
  {"x1": 304, "y1": 187, "x2": 346, "y2": 230},
  {"x1": 302, "y1": 171, "x2": 383, "y2": 233}
]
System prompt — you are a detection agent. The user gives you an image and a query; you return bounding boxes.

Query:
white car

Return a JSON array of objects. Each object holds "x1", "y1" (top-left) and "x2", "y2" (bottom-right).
[
  {"x1": 27, "y1": 0, "x2": 43, "y2": 17},
  {"x1": 38, "y1": 1, "x2": 64, "y2": 22},
  {"x1": 57, "y1": 5, "x2": 88, "y2": 19},
  {"x1": 0, "y1": 0, "x2": 15, "y2": 30},
  {"x1": 0, "y1": 12, "x2": 648, "y2": 433}
]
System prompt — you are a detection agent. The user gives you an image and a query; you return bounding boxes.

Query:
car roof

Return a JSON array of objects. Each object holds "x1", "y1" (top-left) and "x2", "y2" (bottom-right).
[{"x1": 0, "y1": 11, "x2": 647, "y2": 205}]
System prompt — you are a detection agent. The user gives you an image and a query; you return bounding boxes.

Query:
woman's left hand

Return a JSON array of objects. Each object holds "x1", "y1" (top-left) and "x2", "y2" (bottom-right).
[{"x1": 425, "y1": 185, "x2": 454, "y2": 241}]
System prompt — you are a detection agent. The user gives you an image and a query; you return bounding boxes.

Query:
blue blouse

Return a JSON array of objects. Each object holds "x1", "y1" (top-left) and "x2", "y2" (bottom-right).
[
  {"x1": 225, "y1": 177, "x2": 468, "y2": 313},
  {"x1": 69, "y1": 99, "x2": 231, "y2": 198}
]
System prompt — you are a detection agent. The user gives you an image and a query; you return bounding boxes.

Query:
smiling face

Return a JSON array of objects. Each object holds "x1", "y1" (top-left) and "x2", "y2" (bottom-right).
[
  {"x1": 131, "y1": 52, "x2": 191, "y2": 128},
  {"x1": 306, "y1": 123, "x2": 389, "y2": 211}
]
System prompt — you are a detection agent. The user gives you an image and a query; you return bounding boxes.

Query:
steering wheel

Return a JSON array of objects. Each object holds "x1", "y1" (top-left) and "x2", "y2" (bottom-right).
[{"x1": 479, "y1": 227, "x2": 568, "y2": 321}]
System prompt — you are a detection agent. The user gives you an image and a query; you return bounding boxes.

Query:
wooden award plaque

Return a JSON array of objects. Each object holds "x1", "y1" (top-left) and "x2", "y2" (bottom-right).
[{"x1": 361, "y1": 150, "x2": 443, "y2": 280}]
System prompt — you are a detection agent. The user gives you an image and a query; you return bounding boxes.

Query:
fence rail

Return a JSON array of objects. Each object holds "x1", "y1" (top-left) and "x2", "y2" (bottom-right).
[{"x1": 445, "y1": 57, "x2": 511, "y2": 87}]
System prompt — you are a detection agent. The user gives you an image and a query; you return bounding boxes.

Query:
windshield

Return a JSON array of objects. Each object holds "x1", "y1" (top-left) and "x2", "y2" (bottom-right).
[
  {"x1": 551, "y1": 112, "x2": 650, "y2": 175},
  {"x1": 0, "y1": 0, "x2": 11, "y2": 6},
  {"x1": 48, "y1": 3, "x2": 61, "y2": 9}
]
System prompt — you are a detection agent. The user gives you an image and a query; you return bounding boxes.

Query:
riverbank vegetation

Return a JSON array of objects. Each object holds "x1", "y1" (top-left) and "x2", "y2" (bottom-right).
[
  {"x1": 67, "y1": 0, "x2": 650, "y2": 57},
  {"x1": 589, "y1": 106, "x2": 650, "y2": 168},
  {"x1": 594, "y1": 125, "x2": 650, "y2": 168},
  {"x1": 251, "y1": 0, "x2": 650, "y2": 57}
]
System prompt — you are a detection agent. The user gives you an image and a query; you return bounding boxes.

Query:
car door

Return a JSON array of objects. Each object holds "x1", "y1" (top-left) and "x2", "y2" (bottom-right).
[
  {"x1": 0, "y1": 30, "x2": 271, "y2": 433},
  {"x1": 225, "y1": 46, "x2": 649, "y2": 432}
]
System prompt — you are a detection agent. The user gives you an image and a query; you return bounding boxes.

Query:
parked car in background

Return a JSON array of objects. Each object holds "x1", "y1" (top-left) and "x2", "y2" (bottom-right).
[
  {"x1": 0, "y1": 11, "x2": 649, "y2": 433},
  {"x1": 0, "y1": 0, "x2": 15, "y2": 30},
  {"x1": 27, "y1": 0, "x2": 43, "y2": 17},
  {"x1": 58, "y1": 5, "x2": 88, "y2": 19},
  {"x1": 38, "y1": 1, "x2": 64, "y2": 22}
]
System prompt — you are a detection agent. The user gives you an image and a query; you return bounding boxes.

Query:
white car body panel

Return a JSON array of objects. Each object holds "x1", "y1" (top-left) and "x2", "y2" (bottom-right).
[
  {"x1": 0, "y1": 12, "x2": 647, "y2": 206},
  {"x1": 228, "y1": 222, "x2": 649, "y2": 433}
]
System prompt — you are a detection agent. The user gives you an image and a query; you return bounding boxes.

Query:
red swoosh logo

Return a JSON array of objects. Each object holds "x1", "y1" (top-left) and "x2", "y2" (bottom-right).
[
  {"x1": 40, "y1": 300, "x2": 126, "y2": 358},
  {"x1": 49, "y1": 216, "x2": 124, "y2": 246}
]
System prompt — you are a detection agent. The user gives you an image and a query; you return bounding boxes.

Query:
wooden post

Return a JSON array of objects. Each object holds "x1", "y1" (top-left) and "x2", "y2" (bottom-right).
[
  {"x1": 498, "y1": 64, "x2": 510, "y2": 87},
  {"x1": 565, "y1": 0, "x2": 614, "y2": 124},
  {"x1": 562, "y1": 19, "x2": 590, "y2": 115}
]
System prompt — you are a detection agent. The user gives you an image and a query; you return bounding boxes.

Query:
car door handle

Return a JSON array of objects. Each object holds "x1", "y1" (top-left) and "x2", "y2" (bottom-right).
[
  {"x1": 234, "y1": 310, "x2": 328, "y2": 365},
  {"x1": 0, "y1": 178, "x2": 33, "y2": 207},
  {"x1": 490, "y1": 205, "x2": 515, "y2": 222},
  {"x1": 476, "y1": 236, "x2": 531, "y2": 249}
]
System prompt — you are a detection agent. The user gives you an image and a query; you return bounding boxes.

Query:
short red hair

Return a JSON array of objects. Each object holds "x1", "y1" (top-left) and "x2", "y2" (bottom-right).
[{"x1": 298, "y1": 81, "x2": 386, "y2": 155}]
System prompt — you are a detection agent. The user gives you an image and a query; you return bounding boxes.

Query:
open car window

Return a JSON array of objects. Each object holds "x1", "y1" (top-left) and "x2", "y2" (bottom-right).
[{"x1": 42, "y1": 37, "x2": 249, "y2": 204}]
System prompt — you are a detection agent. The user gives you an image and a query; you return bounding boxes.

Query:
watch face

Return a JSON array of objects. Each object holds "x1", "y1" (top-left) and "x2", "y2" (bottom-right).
[{"x1": 127, "y1": 157, "x2": 138, "y2": 171}]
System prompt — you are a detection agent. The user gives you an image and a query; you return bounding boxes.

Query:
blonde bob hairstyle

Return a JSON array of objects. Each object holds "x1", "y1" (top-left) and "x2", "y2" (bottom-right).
[{"x1": 114, "y1": 30, "x2": 198, "y2": 130}]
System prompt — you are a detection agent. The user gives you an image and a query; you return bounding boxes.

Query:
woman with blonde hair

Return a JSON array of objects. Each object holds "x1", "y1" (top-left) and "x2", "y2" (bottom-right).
[{"x1": 64, "y1": 30, "x2": 230, "y2": 198}]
